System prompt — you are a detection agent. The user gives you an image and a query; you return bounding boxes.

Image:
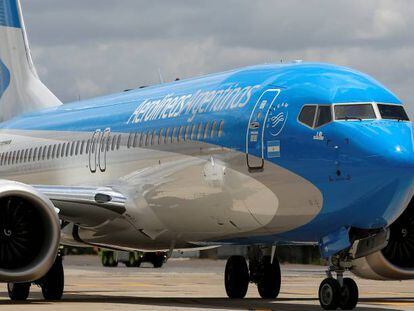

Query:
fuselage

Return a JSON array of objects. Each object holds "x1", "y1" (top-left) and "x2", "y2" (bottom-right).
[{"x1": 0, "y1": 62, "x2": 413, "y2": 250}]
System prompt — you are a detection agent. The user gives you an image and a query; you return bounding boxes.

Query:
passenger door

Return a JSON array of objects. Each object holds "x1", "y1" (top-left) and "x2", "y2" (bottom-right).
[{"x1": 246, "y1": 89, "x2": 280, "y2": 172}]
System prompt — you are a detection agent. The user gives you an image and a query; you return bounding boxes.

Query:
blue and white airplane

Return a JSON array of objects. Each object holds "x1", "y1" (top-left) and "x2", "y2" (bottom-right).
[{"x1": 1, "y1": 1, "x2": 414, "y2": 309}]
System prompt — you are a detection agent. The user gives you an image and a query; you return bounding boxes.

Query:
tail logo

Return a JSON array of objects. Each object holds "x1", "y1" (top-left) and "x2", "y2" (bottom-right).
[{"x1": 0, "y1": 59, "x2": 10, "y2": 101}]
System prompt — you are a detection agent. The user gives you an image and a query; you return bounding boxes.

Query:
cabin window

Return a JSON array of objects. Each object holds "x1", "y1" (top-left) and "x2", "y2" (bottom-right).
[
  {"x1": 55, "y1": 144, "x2": 60, "y2": 159},
  {"x1": 164, "y1": 128, "x2": 170, "y2": 144},
  {"x1": 108, "y1": 136, "x2": 114, "y2": 151},
  {"x1": 334, "y1": 104, "x2": 376, "y2": 120},
  {"x1": 158, "y1": 129, "x2": 163, "y2": 145},
  {"x1": 218, "y1": 120, "x2": 224, "y2": 138},
  {"x1": 139, "y1": 132, "x2": 145, "y2": 147},
  {"x1": 190, "y1": 124, "x2": 196, "y2": 140},
  {"x1": 51, "y1": 145, "x2": 55, "y2": 159},
  {"x1": 37, "y1": 147, "x2": 42, "y2": 161},
  {"x1": 171, "y1": 127, "x2": 177, "y2": 143},
  {"x1": 184, "y1": 125, "x2": 190, "y2": 141},
  {"x1": 79, "y1": 141, "x2": 84, "y2": 155},
  {"x1": 70, "y1": 142, "x2": 75, "y2": 156},
  {"x1": 145, "y1": 130, "x2": 150, "y2": 146},
  {"x1": 65, "y1": 142, "x2": 70, "y2": 157},
  {"x1": 196, "y1": 123, "x2": 203, "y2": 140},
  {"x1": 315, "y1": 106, "x2": 332, "y2": 128},
  {"x1": 299, "y1": 105, "x2": 317, "y2": 127},
  {"x1": 33, "y1": 148, "x2": 37, "y2": 162},
  {"x1": 13, "y1": 151, "x2": 18, "y2": 164},
  {"x1": 116, "y1": 134, "x2": 122, "y2": 150},
  {"x1": 8, "y1": 152, "x2": 12, "y2": 165},
  {"x1": 46, "y1": 145, "x2": 51, "y2": 160},
  {"x1": 127, "y1": 133, "x2": 133, "y2": 148},
  {"x1": 133, "y1": 133, "x2": 139, "y2": 148},
  {"x1": 74, "y1": 141, "x2": 79, "y2": 155},
  {"x1": 42, "y1": 146, "x2": 47, "y2": 160},
  {"x1": 210, "y1": 121, "x2": 217, "y2": 138},
  {"x1": 28, "y1": 149, "x2": 32, "y2": 162},
  {"x1": 60, "y1": 143, "x2": 65, "y2": 158},
  {"x1": 151, "y1": 129, "x2": 156, "y2": 145},
  {"x1": 203, "y1": 122, "x2": 210, "y2": 139}
]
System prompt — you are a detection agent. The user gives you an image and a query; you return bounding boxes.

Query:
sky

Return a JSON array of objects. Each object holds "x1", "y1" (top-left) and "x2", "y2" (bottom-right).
[{"x1": 20, "y1": 0, "x2": 414, "y2": 116}]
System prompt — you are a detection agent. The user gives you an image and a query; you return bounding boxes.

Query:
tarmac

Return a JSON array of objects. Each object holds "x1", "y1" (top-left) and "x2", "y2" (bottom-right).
[{"x1": 0, "y1": 255, "x2": 413, "y2": 310}]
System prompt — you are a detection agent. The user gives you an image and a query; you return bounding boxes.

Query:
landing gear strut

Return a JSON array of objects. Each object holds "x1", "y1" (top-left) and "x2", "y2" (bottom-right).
[
  {"x1": 319, "y1": 256, "x2": 359, "y2": 310},
  {"x1": 224, "y1": 246, "x2": 281, "y2": 300}
]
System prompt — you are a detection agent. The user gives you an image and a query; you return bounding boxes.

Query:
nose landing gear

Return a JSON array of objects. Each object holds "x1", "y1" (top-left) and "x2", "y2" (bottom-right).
[{"x1": 319, "y1": 259, "x2": 359, "y2": 310}]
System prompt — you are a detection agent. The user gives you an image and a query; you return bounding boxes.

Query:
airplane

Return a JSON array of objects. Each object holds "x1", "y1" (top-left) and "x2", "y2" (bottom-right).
[{"x1": 0, "y1": 0, "x2": 414, "y2": 309}]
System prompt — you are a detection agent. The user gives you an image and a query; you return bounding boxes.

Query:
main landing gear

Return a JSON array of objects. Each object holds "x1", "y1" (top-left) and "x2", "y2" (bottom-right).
[
  {"x1": 318, "y1": 255, "x2": 359, "y2": 310},
  {"x1": 224, "y1": 246, "x2": 359, "y2": 310},
  {"x1": 7, "y1": 253, "x2": 64, "y2": 301},
  {"x1": 224, "y1": 246, "x2": 281, "y2": 299}
]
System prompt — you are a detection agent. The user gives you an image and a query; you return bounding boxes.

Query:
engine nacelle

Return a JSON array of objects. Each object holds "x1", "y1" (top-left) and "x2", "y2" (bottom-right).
[
  {"x1": 352, "y1": 197, "x2": 414, "y2": 280},
  {"x1": 0, "y1": 180, "x2": 60, "y2": 282}
]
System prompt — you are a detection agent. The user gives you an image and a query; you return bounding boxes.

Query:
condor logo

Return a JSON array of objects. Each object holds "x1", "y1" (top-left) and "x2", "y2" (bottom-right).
[
  {"x1": 0, "y1": 59, "x2": 10, "y2": 101},
  {"x1": 267, "y1": 102, "x2": 289, "y2": 137}
]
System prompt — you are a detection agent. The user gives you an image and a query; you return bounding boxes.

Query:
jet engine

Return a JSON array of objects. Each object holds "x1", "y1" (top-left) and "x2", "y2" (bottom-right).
[
  {"x1": 352, "y1": 197, "x2": 414, "y2": 280},
  {"x1": 0, "y1": 180, "x2": 60, "y2": 282}
]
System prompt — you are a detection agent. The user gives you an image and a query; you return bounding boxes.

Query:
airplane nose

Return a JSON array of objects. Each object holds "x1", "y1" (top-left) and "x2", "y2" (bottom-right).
[{"x1": 388, "y1": 144, "x2": 414, "y2": 169}]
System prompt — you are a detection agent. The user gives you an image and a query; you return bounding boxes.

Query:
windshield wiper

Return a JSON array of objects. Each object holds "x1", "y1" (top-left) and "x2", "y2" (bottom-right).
[{"x1": 336, "y1": 116, "x2": 363, "y2": 121}]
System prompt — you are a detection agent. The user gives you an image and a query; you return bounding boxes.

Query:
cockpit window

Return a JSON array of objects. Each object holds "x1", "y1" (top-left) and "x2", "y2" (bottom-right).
[
  {"x1": 334, "y1": 104, "x2": 376, "y2": 120},
  {"x1": 378, "y1": 104, "x2": 409, "y2": 121},
  {"x1": 298, "y1": 105, "x2": 316, "y2": 127},
  {"x1": 315, "y1": 106, "x2": 332, "y2": 128}
]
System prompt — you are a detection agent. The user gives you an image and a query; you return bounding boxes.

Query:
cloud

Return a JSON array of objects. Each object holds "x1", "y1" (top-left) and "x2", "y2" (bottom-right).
[{"x1": 20, "y1": 0, "x2": 414, "y2": 116}]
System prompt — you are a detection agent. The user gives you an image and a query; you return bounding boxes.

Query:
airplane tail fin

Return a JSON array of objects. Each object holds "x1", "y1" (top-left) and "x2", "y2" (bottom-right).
[{"x1": 0, "y1": 0, "x2": 61, "y2": 122}]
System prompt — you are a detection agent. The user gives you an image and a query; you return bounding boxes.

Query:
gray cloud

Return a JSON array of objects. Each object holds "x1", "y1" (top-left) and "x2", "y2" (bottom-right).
[{"x1": 20, "y1": 0, "x2": 414, "y2": 116}]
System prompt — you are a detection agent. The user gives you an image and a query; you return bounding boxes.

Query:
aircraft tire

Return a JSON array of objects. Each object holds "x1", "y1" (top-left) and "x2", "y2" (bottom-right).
[
  {"x1": 257, "y1": 255, "x2": 281, "y2": 299},
  {"x1": 40, "y1": 255, "x2": 64, "y2": 300},
  {"x1": 319, "y1": 278, "x2": 341, "y2": 310},
  {"x1": 7, "y1": 282, "x2": 30, "y2": 301},
  {"x1": 339, "y1": 278, "x2": 358, "y2": 310},
  {"x1": 225, "y1": 255, "x2": 249, "y2": 299}
]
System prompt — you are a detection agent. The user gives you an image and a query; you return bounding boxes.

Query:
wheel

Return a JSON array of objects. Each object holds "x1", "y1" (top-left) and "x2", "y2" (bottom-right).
[
  {"x1": 125, "y1": 252, "x2": 138, "y2": 267},
  {"x1": 257, "y1": 255, "x2": 281, "y2": 299},
  {"x1": 152, "y1": 254, "x2": 164, "y2": 268},
  {"x1": 319, "y1": 278, "x2": 341, "y2": 310},
  {"x1": 339, "y1": 278, "x2": 359, "y2": 310},
  {"x1": 40, "y1": 255, "x2": 64, "y2": 300},
  {"x1": 107, "y1": 251, "x2": 118, "y2": 267},
  {"x1": 7, "y1": 282, "x2": 30, "y2": 301},
  {"x1": 101, "y1": 252, "x2": 109, "y2": 267},
  {"x1": 225, "y1": 255, "x2": 249, "y2": 299}
]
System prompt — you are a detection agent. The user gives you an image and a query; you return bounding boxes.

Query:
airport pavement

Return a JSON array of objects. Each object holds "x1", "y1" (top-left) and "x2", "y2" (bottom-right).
[{"x1": 0, "y1": 255, "x2": 413, "y2": 310}]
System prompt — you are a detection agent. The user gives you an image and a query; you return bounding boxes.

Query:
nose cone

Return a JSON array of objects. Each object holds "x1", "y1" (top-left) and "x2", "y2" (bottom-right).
[
  {"x1": 337, "y1": 121, "x2": 414, "y2": 228},
  {"x1": 369, "y1": 122, "x2": 414, "y2": 170},
  {"x1": 346, "y1": 121, "x2": 414, "y2": 171}
]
